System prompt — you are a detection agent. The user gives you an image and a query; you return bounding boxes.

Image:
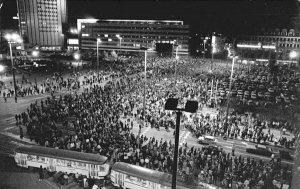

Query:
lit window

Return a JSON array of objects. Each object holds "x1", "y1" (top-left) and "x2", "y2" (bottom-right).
[
  {"x1": 82, "y1": 34, "x2": 89, "y2": 37},
  {"x1": 82, "y1": 25, "x2": 85, "y2": 28},
  {"x1": 105, "y1": 34, "x2": 108, "y2": 37},
  {"x1": 108, "y1": 38, "x2": 112, "y2": 42}
]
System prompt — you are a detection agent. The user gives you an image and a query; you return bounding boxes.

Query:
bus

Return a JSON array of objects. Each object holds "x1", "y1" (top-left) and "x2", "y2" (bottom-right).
[
  {"x1": 14, "y1": 145, "x2": 110, "y2": 180},
  {"x1": 111, "y1": 162, "x2": 218, "y2": 189}
]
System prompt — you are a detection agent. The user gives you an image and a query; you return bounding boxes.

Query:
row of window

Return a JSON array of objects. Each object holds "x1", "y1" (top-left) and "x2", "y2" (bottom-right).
[
  {"x1": 87, "y1": 35, "x2": 187, "y2": 41},
  {"x1": 37, "y1": 0, "x2": 57, "y2": 3},
  {"x1": 84, "y1": 28, "x2": 189, "y2": 34},
  {"x1": 241, "y1": 36, "x2": 300, "y2": 42},
  {"x1": 94, "y1": 22, "x2": 186, "y2": 27},
  {"x1": 82, "y1": 38, "x2": 188, "y2": 45},
  {"x1": 38, "y1": 10, "x2": 58, "y2": 13},
  {"x1": 88, "y1": 25, "x2": 188, "y2": 30},
  {"x1": 82, "y1": 42, "x2": 188, "y2": 49}
]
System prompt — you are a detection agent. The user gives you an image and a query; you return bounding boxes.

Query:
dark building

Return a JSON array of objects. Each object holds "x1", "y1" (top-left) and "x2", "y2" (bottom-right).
[{"x1": 236, "y1": 28, "x2": 300, "y2": 66}]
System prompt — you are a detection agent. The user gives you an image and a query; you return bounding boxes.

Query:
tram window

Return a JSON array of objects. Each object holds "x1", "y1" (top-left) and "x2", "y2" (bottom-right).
[
  {"x1": 99, "y1": 165, "x2": 105, "y2": 171},
  {"x1": 37, "y1": 156, "x2": 45, "y2": 162},
  {"x1": 77, "y1": 162, "x2": 86, "y2": 168},
  {"x1": 27, "y1": 155, "x2": 36, "y2": 161},
  {"x1": 66, "y1": 161, "x2": 71, "y2": 167}
]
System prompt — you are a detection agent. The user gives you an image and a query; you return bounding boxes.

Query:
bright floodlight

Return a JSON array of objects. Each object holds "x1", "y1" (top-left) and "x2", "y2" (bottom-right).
[
  {"x1": 0, "y1": 65, "x2": 4, "y2": 72},
  {"x1": 290, "y1": 51, "x2": 297, "y2": 59},
  {"x1": 12, "y1": 33, "x2": 19, "y2": 40},
  {"x1": 5, "y1": 34, "x2": 12, "y2": 40},
  {"x1": 97, "y1": 38, "x2": 101, "y2": 42},
  {"x1": 74, "y1": 54, "x2": 80, "y2": 60},
  {"x1": 175, "y1": 56, "x2": 179, "y2": 60},
  {"x1": 116, "y1": 34, "x2": 120, "y2": 38},
  {"x1": 32, "y1": 51, "x2": 39, "y2": 57},
  {"x1": 5, "y1": 33, "x2": 21, "y2": 42}
]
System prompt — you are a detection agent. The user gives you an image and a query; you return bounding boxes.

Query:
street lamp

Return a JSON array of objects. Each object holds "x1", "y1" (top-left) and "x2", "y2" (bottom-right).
[
  {"x1": 203, "y1": 39, "x2": 207, "y2": 58},
  {"x1": 140, "y1": 46, "x2": 149, "y2": 129},
  {"x1": 116, "y1": 35, "x2": 122, "y2": 48},
  {"x1": 290, "y1": 51, "x2": 297, "y2": 59},
  {"x1": 174, "y1": 45, "x2": 181, "y2": 82},
  {"x1": 0, "y1": 65, "x2": 4, "y2": 72},
  {"x1": 74, "y1": 53, "x2": 80, "y2": 60},
  {"x1": 32, "y1": 51, "x2": 39, "y2": 57},
  {"x1": 224, "y1": 55, "x2": 238, "y2": 127},
  {"x1": 96, "y1": 38, "x2": 102, "y2": 70},
  {"x1": 289, "y1": 51, "x2": 298, "y2": 69},
  {"x1": 5, "y1": 33, "x2": 22, "y2": 100},
  {"x1": 165, "y1": 98, "x2": 198, "y2": 189}
]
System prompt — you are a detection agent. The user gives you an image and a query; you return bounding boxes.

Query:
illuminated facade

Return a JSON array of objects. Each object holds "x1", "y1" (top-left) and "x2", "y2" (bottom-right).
[
  {"x1": 77, "y1": 19, "x2": 189, "y2": 54},
  {"x1": 16, "y1": 0, "x2": 67, "y2": 51},
  {"x1": 236, "y1": 29, "x2": 300, "y2": 64}
]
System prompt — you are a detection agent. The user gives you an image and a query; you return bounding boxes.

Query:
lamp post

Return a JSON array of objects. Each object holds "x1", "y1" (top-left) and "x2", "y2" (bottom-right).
[
  {"x1": 174, "y1": 45, "x2": 180, "y2": 83},
  {"x1": 116, "y1": 35, "x2": 122, "y2": 49},
  {"x1": 224, "y1": 55, "x2": 238, "y2": 127},
  {"x1": 289, "y1": 51, "x2": 298, "y2": 69},
  {"x1": 165, "y1": 99, "x2": 198, "y2": 189},
  {"x1": 203, "y1": 39, "x2": 207, "y2": 58},
  {"x1": 96, "y1": 38, "x2": 101, "y2": 71},
  {"x1": 140, "y1": 47, "x2": 148, "y2": 129},
  {"x1": 5, "y1": 33, "x2": 22, "y2": 100}
]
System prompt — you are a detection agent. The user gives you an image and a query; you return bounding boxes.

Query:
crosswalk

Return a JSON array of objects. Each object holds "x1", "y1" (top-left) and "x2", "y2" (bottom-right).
[
  {"x1": 139, "y1": 127, "x2": 151, "y2": 137},
  {"x1": 179, "y1": 131, "x2": 191, "y2": 146}
]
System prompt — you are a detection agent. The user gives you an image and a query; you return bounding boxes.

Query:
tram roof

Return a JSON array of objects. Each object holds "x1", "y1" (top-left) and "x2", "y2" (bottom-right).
[
  {"x1": 112, "y1": 162, "x2": 201, "y2": 189},
  {"x1": 112, "y1": 162, "x2": 167, "y2": 184},
  {"x1": 15, "y1": 145, "x2": 107, "y2": 165}
]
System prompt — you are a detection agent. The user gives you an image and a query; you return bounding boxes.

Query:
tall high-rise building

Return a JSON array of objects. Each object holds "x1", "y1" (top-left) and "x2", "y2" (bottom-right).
[{"x1": 16, "y1": 0, "x2": 67, "y2": 51}]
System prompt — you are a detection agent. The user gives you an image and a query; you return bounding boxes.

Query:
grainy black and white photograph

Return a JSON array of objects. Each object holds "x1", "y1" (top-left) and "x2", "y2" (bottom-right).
[{"x1": 0, "y1": 0, "x2": 300, "y2": 188}]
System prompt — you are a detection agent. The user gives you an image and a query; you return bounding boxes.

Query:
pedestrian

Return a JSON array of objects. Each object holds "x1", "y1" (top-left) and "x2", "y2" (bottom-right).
[
  {"x1": 4, "y1": 96, "x2": 7, "y2": 103},
  {"x1": 232, "y1": 145, "x2": 235, "y2": 156},
  {"x1": 63, "y1": 172, "x2": 69, "y2": 185},
  {"x1": 19, "y1": 126, "x2": 23, "y2": 139},
  {"x1": 15, "y1": 96, "x2": 18, "y2": 103},
  {"x1": 39, "y1": 165, "x2": 43, "y2": 181}
]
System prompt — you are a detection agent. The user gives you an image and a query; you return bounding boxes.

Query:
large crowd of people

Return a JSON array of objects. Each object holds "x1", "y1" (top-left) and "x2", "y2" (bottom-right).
[{"x1": 10, "y1": 55, "x2": 300, "y2": 189}]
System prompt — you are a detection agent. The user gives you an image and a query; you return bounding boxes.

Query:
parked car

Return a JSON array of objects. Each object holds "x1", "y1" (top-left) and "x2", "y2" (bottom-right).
[
  {"x1": 246, "y1": 144, "x2": 279, "y2": 157},
  {"x1": 279, "y1": 150, "x2": 295, "y2": 161},
  {"x1": 198, "y1": 135, "x2": 218, "y2": 145},
  {"x1": 202, "y1": 145, "x2": 223, "y2": 156}
]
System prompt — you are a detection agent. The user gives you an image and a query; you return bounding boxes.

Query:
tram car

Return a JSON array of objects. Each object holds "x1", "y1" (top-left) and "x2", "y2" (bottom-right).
[
  {"x1": 14, "y1": 145, "x2": 110, "y2": 180},
  {"x1": 111, "y1": 162, "x2": 218, "y2": 189}
]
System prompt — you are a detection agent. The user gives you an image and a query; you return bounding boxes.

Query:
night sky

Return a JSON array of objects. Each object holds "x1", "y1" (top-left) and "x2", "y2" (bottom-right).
[{"x1": 1, "y1": 0, "x2": 299, "y2": 35}]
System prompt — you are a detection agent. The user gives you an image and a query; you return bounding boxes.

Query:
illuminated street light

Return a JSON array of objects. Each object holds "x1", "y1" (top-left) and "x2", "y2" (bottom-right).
[
  {"x1": 0, "y1": 65, "x2": 4, "y2": 72},
  {"x1": 96, "y1": 38, "x2": 102, "y2": 70},
  {"x1": 32, "y1": 51, "x2": 39, "y2": 57},
  {"x1": 116, "y1": 35, "x2": 122, "y2": 47},
  {"x1": 5, "y1": 33, "x2": 22, "y2": 100},
  {"x1": 290, "y1": 51, "x2": 298, "y2": 59},
  {"x1": 74, "y1": 53, "x2": 80, "y2": 60}
]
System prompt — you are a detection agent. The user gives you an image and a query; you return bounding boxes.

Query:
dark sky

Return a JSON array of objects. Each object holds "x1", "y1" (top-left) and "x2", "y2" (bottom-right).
[{"x1": 1, "y1": 0, "x2": 299, "y2": 35}]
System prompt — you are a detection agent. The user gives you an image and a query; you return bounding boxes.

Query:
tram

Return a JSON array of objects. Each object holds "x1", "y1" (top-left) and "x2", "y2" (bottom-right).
[
  {"x1": 111, "y1": 162, "x2": 218, "y2": 189},
  {"x1": 14, "y1": 145, "x2": 110, "y2": 179}
]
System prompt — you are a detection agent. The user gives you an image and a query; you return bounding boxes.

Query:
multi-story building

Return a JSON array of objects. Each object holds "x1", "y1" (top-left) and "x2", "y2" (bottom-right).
[
  {"x1": 16, "y1": 0, "x2": 67, "y2": 51},
  {"x1": 77, "y1": 19, "x2": 189, "y2": 55},
  {"x1": 236, "y1": 29, "x2": 300, "y2": 66}
]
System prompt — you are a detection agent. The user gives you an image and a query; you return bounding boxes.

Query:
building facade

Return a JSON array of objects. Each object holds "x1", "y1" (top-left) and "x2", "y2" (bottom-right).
[
  {"x1": 16, "y1": 0, "x2": 67, "y2": 51},
  {"x1": 236, "y1": 29, "x2": 300, "y2": 65},
  {"x1": 77, "y1": 19, "x2": 189, "y2": 54}
]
